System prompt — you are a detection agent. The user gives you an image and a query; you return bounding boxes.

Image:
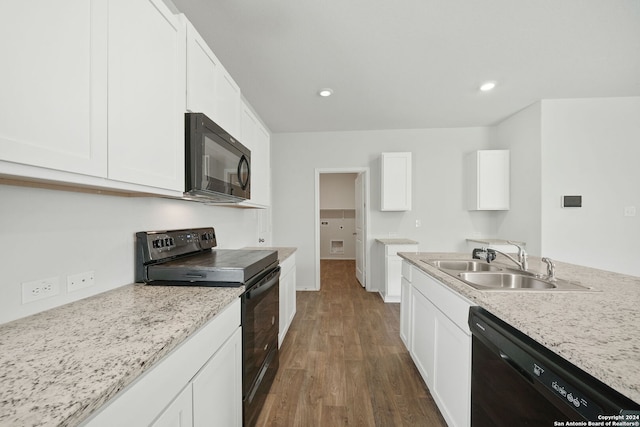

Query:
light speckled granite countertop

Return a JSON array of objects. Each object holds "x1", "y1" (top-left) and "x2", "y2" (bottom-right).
[
  {"x1": 399, "y1": 252, "x2": 640, "y2": 404},
  {"x1": 375, "y1": 238, "x2": 419, "y2": 245},
  {"x1": 243, "y1": 247, "x2": 297, "y2": 263},
  {"x1": 0, "y1": 284, "x2": 244, "y2": 426}
]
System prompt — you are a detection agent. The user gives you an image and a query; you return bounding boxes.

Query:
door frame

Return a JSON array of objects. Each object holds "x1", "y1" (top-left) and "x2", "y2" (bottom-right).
[{"x1": 314, "y1": 167, "x2": 371, "y2": 291}]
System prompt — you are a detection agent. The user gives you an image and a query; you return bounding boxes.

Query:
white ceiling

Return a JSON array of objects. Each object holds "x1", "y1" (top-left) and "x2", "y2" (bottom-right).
[{"x1": 172, "y1": 0, "x2": 640, "y2": 133}]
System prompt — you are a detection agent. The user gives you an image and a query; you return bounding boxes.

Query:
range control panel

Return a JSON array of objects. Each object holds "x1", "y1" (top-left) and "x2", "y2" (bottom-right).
[{"x1": 136, "y1": 227, "x2": 217, "y2": 264}]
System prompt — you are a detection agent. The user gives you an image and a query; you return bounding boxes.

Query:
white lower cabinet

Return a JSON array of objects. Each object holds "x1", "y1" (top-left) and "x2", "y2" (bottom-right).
[
  {"x1": 377, "y1": 241, "x2": 418, "y2": 303},
  {"x1": 192, "y1": 328, "x2": 242, "y2": 427},
  {"x1": 83, "y1": 299, "x2": 242, "y2": 427},
  {"x1": 403, "y1": 262, "x2": 473, "y2": 427},
  {"x1": 409, "y1": 287, "x2": 436, "y2": 387},
  {"x1": 278, "y1": 253, "x2": 296, "y2": 347},
  {"x1": 152, "y1": 384, "x2": 193, "y2": 427}
]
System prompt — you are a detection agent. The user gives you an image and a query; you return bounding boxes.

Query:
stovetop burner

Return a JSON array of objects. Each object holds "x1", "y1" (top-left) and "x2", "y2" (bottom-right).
[{"x1": 135, "y1": 227, "x2": 277, "y2": 286}]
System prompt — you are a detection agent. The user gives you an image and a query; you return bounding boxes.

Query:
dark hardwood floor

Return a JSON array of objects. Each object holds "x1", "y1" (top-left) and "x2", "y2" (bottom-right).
[{"x1": 256, "y1": 260, "x2": 446, "y2": 426}]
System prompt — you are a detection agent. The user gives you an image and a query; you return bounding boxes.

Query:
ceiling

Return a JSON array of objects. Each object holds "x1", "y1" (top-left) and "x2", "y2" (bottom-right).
[{"x1": 172, "y1": 0, "x2": 640, "y2": 134}]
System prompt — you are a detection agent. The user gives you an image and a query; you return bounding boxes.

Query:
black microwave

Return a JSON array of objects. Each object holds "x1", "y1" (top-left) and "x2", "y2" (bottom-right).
[{"x1": 185, "y1": 113, "x2": 250, "y2": 203}]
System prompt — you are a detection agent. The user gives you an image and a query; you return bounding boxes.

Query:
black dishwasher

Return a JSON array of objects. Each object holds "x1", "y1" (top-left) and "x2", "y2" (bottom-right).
[{"x1": 468, "y1": 307, "x2": 640, "y2": 426}]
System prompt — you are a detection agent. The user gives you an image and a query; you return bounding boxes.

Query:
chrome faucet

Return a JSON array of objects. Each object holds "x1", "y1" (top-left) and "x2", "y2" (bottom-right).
[
  {"x1": 491, "y1": 241, "x2": 528, "y2": 271},
  {"x1": 541, "y1": 257, "x2": 556, "y2": 281}
]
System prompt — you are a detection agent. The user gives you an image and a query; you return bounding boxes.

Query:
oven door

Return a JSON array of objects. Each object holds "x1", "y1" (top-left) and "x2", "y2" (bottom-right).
[
  {"x1": 185, "y1": 112, "x2": 250, "y2": 202},
  {"x1": 242, "y1": 265, "x2": 280, "y2": 426}
]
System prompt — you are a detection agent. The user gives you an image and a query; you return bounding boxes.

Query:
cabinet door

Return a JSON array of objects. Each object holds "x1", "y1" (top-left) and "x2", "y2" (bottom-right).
[
  {"x1": 240, "y1": 103, "x2": 271, "y2": 207},
  {"x1": 215, "y1": 68, "x2": 242, "y2": 139},
  {"x1": 381, "y1": 152, "x2": 412, "y2": 211},
  {"x1": 0, "y1": 0, "x2": 107, "y2": 177},
  {"x1": 193, "y1": 328, "x2": 242, "y2": 427},
  {"x1": 409, "y1": 288, "x2": 436, "y2": 389},
  {"x1": 151, "y1": 384, "x2": 193, "y2": 427},
  {"x1": 108, "y1": 0, "x2": 185, "y2": 191},
  {"x1": 278, "y1": 255, "x2": 296, "y2": 347},
  {"x1": 433, "y1": 309, "x2": 471, "y2": 427},
  {"x1": 279, "y1": 264, "x2": 287, "y2": 346},
  {"x1": 288, "y1": 267, "x2": 297, "y2": 328},
  {"x1": 466, "y1": 150, "x2": 510, "y2": 210},
  {"x1": 186, "y1": 21, "x2": 219, "y2": 120},
  {"x1": 385, "y1": 256, "x2": 403, "y2": 303},
  {"x1": 400, "y1": 276, "x2": 411, "y2": 348}
]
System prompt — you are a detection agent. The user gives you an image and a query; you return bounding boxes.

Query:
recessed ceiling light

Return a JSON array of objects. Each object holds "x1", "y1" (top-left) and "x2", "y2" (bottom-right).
[
  {"x1": 318, "y1": 88, "x2": 333, "y2": 97},
  {"x1": 479, "y1": 81, "x2": 497, "y2": 92}
]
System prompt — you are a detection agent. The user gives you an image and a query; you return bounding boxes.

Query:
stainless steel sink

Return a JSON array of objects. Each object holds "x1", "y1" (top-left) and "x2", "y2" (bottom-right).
[
  {"x1": 458, "y1": 272, "x2": 556, "y2": 290},
  {"x1": 423, "y1": 258, "x2": 594, "y2": 292},
  {"x1": 457, "y1": 271, "x2": 593, "y2": 291},
  {"x1": 427, "y1": 259, "x2": 501, "y2": 272}
]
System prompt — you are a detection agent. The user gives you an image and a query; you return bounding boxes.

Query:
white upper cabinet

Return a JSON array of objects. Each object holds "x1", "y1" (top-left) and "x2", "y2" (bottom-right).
[
  {"x1": 185, "y1": 20, "x2": 219, "y2": 121},
  {"x1": 381, "y1": 152, "x2": 412, "y2": 211},
  {"x1": 107, "y1": 0, "x2": 186, "y2": 192},
  {"x1": 466, "y1": 150, "x2": 510, "y2": 210},
  {"x1": 184, "y1": 18, "x2": 241, "y2": 139},
  {"x1": 240, "y1": 102, "x2": 271, "y2": 207},
  {"x1": 214, "y1": 70, "x2": 242, "y2": 140},
  {"x1": 0, "y1": 1, "x2": 263, "y2": 200},
  {"x1": 0, "y1": 0, "x2": 108, "y2": 177}
]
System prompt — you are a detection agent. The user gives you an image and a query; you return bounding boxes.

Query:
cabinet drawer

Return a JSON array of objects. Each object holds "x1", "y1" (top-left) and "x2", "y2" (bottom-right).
[{"x1": 411, "y1": 267, "x2": 472, "y2": 334}]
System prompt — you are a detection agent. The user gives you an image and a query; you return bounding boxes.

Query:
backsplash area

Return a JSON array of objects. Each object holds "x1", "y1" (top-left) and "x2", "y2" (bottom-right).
[{"x1": 0, "y1": 184, "x2": 262, "y2": 324}]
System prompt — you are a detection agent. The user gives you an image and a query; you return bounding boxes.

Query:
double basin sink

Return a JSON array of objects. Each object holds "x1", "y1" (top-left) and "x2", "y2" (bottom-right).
[{"x1": 424, "y1": 259, "x2": 593, "y2": 292}]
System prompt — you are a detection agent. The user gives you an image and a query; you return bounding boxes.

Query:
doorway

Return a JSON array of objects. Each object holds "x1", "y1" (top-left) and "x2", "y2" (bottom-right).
[{"x1": 314, "y1": 168, "x2": 370, "y2": 291}]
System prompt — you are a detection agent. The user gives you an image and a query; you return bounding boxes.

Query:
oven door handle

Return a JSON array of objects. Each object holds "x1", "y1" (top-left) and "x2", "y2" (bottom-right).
[{"x1": 246, "y1": 267, "x2": 280, "y2": 300}]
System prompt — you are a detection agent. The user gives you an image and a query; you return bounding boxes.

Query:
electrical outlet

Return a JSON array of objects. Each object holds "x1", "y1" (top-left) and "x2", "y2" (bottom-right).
[
  {"x1": 22, "y1": 277, "x2": 60, "y2": 304},
  {"x1": 67, "y1": 271, "x2": 95, "y2": 292},
  {"x1": 624, "y1": 206, "x2": 636, "y2": 217},
  {"x1": 415, "y1": 219, "x2": 422, "y2": 228}
]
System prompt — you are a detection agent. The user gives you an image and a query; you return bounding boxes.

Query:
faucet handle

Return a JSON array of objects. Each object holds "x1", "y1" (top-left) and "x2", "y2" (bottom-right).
[
  {"x1": 541, "y1": 257, "x2": 556, "y2": 281},
  {"x1": 472, "y1": 247, "x2": 496, "y2": 263}
]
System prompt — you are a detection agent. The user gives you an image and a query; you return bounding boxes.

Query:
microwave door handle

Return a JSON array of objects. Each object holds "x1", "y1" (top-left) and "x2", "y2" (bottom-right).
[{"x1": 238, "y1": 155, "x2": 250, "y2": 190}]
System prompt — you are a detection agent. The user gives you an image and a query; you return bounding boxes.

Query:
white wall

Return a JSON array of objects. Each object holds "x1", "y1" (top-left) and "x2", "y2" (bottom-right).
[
  {"x1": 0, "y1": 184, "x2": 261, "y2": 323},
  {"x1": 494, "y1": 97, "x2": 640, "y2": 277},
  {"x1": 320, "y1": 173, "x2": 356, "y2": 209},
  {"x1": 494, "y1": 102, "x2": 543, "y2": 255},
  {"x1": 540, "y1": 97, "x2": 640, "y2": 276},
  {"x1": 271, "y1": 127, "x2": 494, "y2": 289}
]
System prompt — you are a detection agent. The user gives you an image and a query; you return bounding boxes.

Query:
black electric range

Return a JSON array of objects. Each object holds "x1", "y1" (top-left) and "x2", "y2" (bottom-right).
[{"x1": 134, "y1": 227, "x2": 280, "y2": 427}]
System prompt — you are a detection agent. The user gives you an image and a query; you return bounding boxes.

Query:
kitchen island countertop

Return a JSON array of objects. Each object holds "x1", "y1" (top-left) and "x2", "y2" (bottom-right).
[
  {"x1": 399, "y1": 252, "x2": 640, "y2": 404},
  {"x1": 0, "y1": 283, "x2": 244, "y2": 426}
]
